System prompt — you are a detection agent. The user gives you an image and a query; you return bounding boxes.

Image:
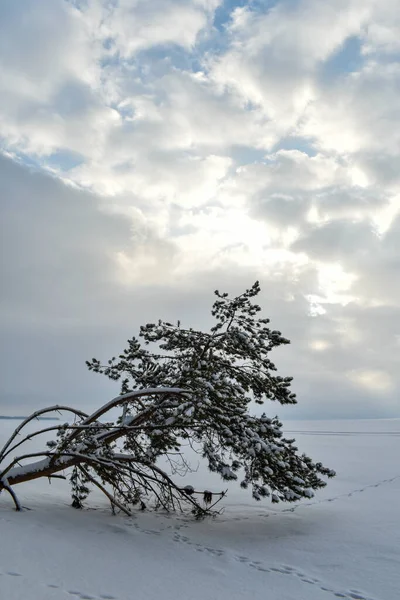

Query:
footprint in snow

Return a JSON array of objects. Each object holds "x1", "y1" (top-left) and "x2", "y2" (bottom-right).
[
  {"x1": 237, "y1": 555, "x2": 249, "y2": 563},
  {"x1": 66, "y1": 590, "x2": 116, "y2": 600},
  {"x1": 169, "y1": 530, "x2": 379, "y2": 600},
  {"x1": 250, "y1": 564, "x2": 270, "y2": 572}
]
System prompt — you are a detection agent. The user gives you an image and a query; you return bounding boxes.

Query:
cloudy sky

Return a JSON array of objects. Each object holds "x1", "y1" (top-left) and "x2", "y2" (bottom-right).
[{"x1": 0, "y1": 0, "x2": 399, "y2": 419}]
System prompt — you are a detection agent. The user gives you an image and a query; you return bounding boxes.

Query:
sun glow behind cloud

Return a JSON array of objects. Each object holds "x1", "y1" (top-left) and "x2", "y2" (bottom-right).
[{"x1": 1, "y1": 0, "x2": 400, "y2": 417}]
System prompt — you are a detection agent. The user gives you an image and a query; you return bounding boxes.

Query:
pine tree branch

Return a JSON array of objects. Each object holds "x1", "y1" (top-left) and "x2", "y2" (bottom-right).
[
  {"x1": 78, "y1": 465, "x2": 132, "y2": 517},
  {"x1": 0, "y1": 406, "x2": 88, "y2": 460}
]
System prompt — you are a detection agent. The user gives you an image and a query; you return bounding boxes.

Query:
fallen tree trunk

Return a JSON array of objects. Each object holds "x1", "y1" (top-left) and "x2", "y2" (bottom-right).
[{"x1": 0, "y1": 388, "x2": 225, "y2": 517}]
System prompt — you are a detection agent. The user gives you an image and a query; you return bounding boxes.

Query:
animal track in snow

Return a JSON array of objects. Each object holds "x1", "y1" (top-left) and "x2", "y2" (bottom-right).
[
  {"x1": 170, "y1": 532, "x2": 379, "y2": 600},
  {"x1": 278, "y1": 474, "x2": 400, "y2": 515},
  {"x1": 0, "y1": 557, "x2": 379, "y2": 600},
  {"x1": 65, "y1": 589, "x2": 117, "y2": 599},
  {"x1": 0, "y1": 569, "x2": 117, "y2": 600}
]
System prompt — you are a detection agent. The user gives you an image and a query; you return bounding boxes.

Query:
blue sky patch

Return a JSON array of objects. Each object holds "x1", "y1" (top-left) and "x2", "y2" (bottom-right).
[
  {"x1": 46, "y1": 150, "x2": 85, "y2": 172},
  {"x1": 319, "y1": 35, "x2": 364, "y2": 81},
  {"x1": 273, "y1": 136, "x2": 317, "y2": 157},
  {"x1": 213, "y1": 0, "x2": 283, "y2": 32}
]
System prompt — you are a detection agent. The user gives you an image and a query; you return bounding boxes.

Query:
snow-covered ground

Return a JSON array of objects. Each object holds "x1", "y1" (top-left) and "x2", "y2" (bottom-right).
[{"x1": 1, "y1": 419, "x2": 399, "y2": 600}]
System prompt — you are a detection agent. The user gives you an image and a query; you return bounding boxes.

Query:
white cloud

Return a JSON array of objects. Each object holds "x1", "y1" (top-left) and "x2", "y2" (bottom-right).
[
  {"x1": 0, "y1": 0, "x2": 109, "y2": 156},
  {"x1": 1, "y1": 0, "x2": 400, "y2": 418},
  {"x1": 361, "y1": 0, "x2": 400, "y2": 55},
  {"x1": 299, "y1": 62, "x2": 400, "y2": 156},
  {"x1": 208, "y1": 0, "x2": 373, "y2": 129},
  {"x1": 104, "y1": 0, "x2": 220, "y2": 57}
]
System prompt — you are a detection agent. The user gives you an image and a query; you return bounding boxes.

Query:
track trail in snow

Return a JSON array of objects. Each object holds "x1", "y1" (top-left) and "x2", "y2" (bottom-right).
[
  {"x1": 169, "y1": 530, "x2": 377, "y2": 600},
  {"x1": 221, "y1": 471, "x2": 400, "y2": 520},
  {"x1": 1, "y1": 469, "x2": 397, "y2": 599},
  {"x1": 0, "y1": 537, "x2": 380, "y2": 600},
  {"x1": 0, "y1": 570, "x2": 117, "y2": 599},
  {"x1": 1, "y1": 497, "x2": 384, "y2": 600},
  {"x1": 204, "y1": 471, "x2": 400, "y2": 529},
  {"x1": 119, "y1": 470, "x2": 400, "y2": 600},
  {"x1": 113, "y1": 514, "x2": 380, "y2": 600},
  {"x1": 278, "y1": 473, "x2": 400, "y2": 514}
]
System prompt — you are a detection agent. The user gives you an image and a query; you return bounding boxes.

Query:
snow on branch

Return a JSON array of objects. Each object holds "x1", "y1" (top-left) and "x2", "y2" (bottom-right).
[
  {"x1": 0, "y1": 388, "x2": 225, "y2": 518},
  {"x1": 0, "y1": 283, "x2": 335, "y2": 517}
]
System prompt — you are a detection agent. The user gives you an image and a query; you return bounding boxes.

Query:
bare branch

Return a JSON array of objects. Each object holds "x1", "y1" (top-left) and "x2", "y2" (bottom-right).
[
  {"x1": 0, "y1": 405, "x2": 88, "y2": 460},
  {"x1": 78, "y1": 465, "x2": 132, "y2": 517},
  {"x1": 2, "y1": 483, "x2": 22, "y2": 511}
]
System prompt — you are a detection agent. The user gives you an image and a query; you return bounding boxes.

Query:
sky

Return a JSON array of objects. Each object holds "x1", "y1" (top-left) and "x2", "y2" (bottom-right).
[{"x1": 0, "y1": 0, "x2": 399, "y2": 419}]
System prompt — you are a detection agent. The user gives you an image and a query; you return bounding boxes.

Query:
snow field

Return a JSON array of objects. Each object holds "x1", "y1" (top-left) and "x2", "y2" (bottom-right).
[{"x1": 1, "y1": 419, "x2": 399, "y2": 600}]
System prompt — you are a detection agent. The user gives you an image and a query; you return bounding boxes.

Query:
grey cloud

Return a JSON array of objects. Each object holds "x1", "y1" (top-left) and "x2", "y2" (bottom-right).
[
  {"x1": 53, "y1": 80, "x2": 99, "y2": 119},
  {"x1": 251, "y1": 194, "x2": 310, "y2": 228},
  {"x1": 273, "y1": 299, "x2": 400, "y2": 420},
  {"x1": 173, "y1": 267, "x2": 400, "y2": 419},
  {"x1": 356, "y1": 153, "x2": 400, "y2": 189},
  {"x1": 313, "y1": 187, "x2": 388, "y2": 219},
  {"x1": 228, "y1": 151, "x2": 355, "y2": 226},
  {"x1": 0, "y1": 161, "x2": 371, "y2": 420},
  {"x1": 291, "y1": 219, "x2": 379, "y2": 262},
  {"x1": 0, "y1": 156, "x2": 398, "y2": 421},
  {"x1": 0, "y1": 154, "x2": 131, "y2": 325},
  {"x1": 287, "y1": 206, "x2": 400, "y2": 308},
  {"x1": 0, "y1": 1, "x2": 75, "y2": 81},
  {"x1": 349, "y1": 213, "x2": 400, "y2": 304},
  {"x1": 0, "y1": 155, "x2": 181, "y2": 413},
  {"x1": 1, "y1": 1, "x2": 400, "y2": 423}
]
